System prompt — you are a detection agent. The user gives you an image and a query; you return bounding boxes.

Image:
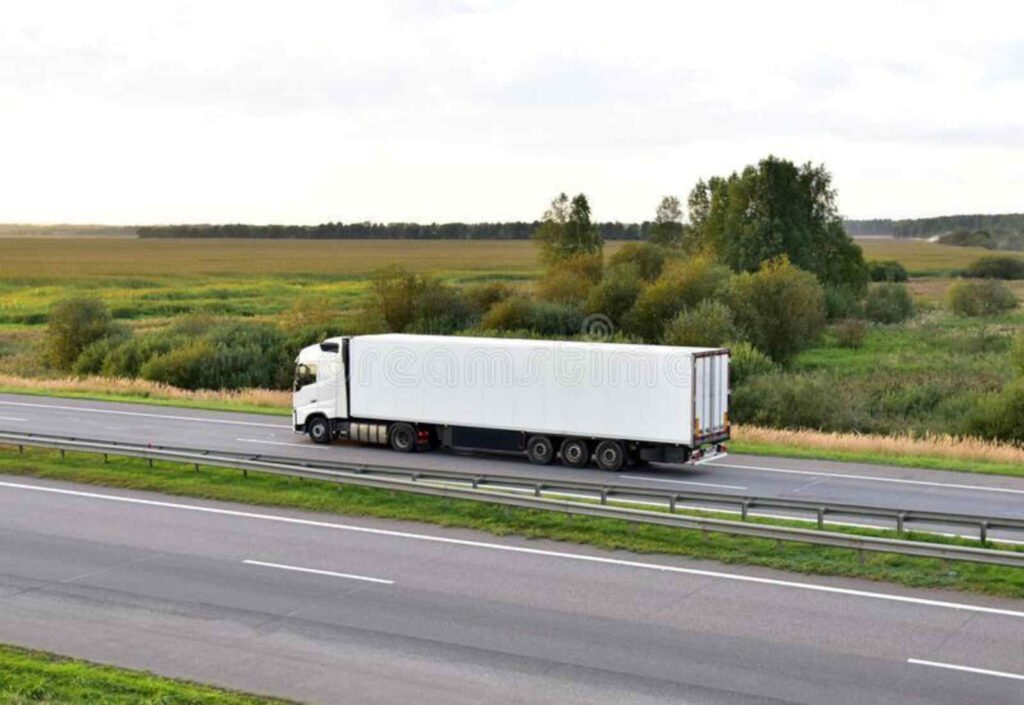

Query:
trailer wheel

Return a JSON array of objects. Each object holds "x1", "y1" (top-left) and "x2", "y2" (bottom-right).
[
  {"x1": 389, "y1": 423, "x2": 417, "y2": 453},
  {"x1": 308, "y1": 417, "x2": 332, "y2": 445},
  {"x1": 594, "y1": 440, "x2": 625, "y2": 472},
  {"x1": 526, "y1": 435, "x2": 555, "y2": 465},
  {"x1": 559, "y1": 438, "x2": 589, "y2": 468}
]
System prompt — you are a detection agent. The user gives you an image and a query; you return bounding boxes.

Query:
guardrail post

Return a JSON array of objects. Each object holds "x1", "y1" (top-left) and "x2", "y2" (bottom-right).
[
  {"x1": 741, "y1": 500, "x2": 751, "y2": 521},
  {"x1": 60, "y1": 449, "x2": 65, "y2": 459},
  {"x1": 669, "y1": 495, "x2": 677, "y2": 513},
  {"x1": 148, "y1": 458, "x2": 153, "y2": 470},
  {"x1": 103, "y1": 453, "x2": 108, "y2": 463},
  {"x1": 600, "y1": 489, "x2": 608, "y2": 505},
  {"x1": 817, "y1": 507, "x2": 825, "y2": 530},
  {"x1": 18, "y1": 444, "x2": 23, "y2": 455},
  {"x1": 980, "y1": 521, "x2": 989, "y2": 544},
  {"x1": 897, "y1": 512, "x2": 906, "y2": 536},
  {"x1": 534, "y1": 484, "x2": 542, "y2": 498}
]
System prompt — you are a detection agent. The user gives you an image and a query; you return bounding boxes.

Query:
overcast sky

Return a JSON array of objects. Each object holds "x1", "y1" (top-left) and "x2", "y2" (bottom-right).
[{"x1": 1, "y1": 1, "x2": 1022, "y2": 225}]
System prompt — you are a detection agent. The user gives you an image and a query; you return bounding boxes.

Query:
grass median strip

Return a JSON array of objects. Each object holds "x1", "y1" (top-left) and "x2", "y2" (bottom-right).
[
  {"x1": 0, "y1": 643, "x2": 295, "y2": 705},
  {"x1": 1, "y1": 446, "x2": 1023, "y2": 599}
]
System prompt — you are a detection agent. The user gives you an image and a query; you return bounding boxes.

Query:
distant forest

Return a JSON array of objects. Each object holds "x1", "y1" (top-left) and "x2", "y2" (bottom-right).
[
  {"x1": 845, "y1": 213, "x2": 1024, "y2": 237},
  {"x1": 137, "y1": 222, "x2": 656, "y2": 240}
]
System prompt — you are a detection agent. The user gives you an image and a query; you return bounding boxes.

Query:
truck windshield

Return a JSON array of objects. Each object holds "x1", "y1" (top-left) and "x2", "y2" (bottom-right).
[{"x1": 294, "y1": 363, "x2": 317, "y2": 391}]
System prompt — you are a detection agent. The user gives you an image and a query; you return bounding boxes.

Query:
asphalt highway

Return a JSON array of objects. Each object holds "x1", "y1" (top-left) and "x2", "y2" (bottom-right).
[
  {"x1": 1, "y1": 393, "x2": 1023, "y2": 531},
  {"x1": 1, "y1": 473, "x2": 1023, "y2": 704}
]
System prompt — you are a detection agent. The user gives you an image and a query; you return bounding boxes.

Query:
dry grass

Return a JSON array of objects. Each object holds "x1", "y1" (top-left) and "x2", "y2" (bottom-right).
[
  {"x1": 734, "y1": 423, "x2": 1024, "y2": 468},
  {"x1": 0, "y1": 374, "x2": 290, "y2": 410}
]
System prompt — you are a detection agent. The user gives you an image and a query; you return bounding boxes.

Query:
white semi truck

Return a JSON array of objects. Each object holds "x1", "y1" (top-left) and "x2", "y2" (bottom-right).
[{"x1": 293, "y1": 334, "x2": 729, "y2": 471}]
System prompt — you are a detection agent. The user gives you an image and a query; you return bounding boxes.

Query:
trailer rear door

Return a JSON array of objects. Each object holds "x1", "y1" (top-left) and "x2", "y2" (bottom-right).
[{"x1": 692, "y1": 350, "x2": 730, "y2": 443}]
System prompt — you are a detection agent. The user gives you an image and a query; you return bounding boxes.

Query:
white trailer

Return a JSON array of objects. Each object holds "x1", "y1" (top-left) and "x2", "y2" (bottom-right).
[{"x1": 293, "y1": 334, "x2": 729, "y2": 471}]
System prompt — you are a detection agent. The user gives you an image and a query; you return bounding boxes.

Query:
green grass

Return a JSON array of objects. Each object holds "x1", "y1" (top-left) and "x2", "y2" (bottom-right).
[
  {"x1": 0, "y1": 643, "x2": 293, "y2": 705},
  {"x1": 0, "y1": 384, "x2": 289, "y2": 417},
  {"x1": 2, "y1": 446, "x2": 1023, "y2": 599}
]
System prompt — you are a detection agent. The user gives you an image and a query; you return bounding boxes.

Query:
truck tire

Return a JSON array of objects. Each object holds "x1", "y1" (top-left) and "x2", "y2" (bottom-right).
[
  {"x1": 308, "y1": 417, "x2": 332, "y2": 445},
  {"x1": 559, "y1": 438, "x2": 589, "y2": 468},
  {"x1": 594, "y1": 440, "x2": 625, "y2": 472},
  {"x1": 389, "y1": 423, "x2": 417, "y2": 453},
  {"x1": 526, "y1": 435, "x2": 555, "y2": 465}
]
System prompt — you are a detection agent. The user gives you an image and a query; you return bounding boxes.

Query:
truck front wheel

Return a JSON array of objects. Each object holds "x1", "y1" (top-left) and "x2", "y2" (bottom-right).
[
  {"x1": 526, "y1": 435, "x2": 555, "y2": 465},
  {"x1": 594, "y1": 440, "x2": 625, "y2": 472},
  {"x1": 308, "y1": 417, "x2": 332, "y2": 445}
]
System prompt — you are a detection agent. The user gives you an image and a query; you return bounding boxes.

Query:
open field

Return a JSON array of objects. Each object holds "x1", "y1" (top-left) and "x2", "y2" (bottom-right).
[
  {"x1": 857, "y1": 237, "x2": 1022, "y2": 275},
  {"x1": 0, "y1": 643, "x2": 292, "y2": 704}
]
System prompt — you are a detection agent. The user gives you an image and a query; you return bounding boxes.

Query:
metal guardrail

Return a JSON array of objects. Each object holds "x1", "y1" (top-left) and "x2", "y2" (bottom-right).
[{"x1": 1, "y1": 431, "x2": 1023, "y2": 568}]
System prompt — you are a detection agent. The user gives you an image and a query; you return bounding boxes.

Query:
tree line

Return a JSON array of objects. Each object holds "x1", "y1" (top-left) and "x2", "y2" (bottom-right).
[
  {"x1": 845, "y1": 213, "x2": 1024, "y2": 237},
  {"x1": 137, "y1": 221, "x2": 658, "y2": 240}
]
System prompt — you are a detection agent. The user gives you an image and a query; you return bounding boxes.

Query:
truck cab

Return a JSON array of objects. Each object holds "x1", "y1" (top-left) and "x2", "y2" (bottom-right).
[{"x1": 293, "y1": 337, "x2": 348, "y2": 440}]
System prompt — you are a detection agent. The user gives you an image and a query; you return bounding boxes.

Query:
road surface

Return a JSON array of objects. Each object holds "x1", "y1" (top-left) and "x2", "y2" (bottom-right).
[
  {"x1": 1, "y1": 473, "x2": 1022, "y2": 704},
  {"x1": 1, "y1": 393, "x2": 1022, "y2": 530}
]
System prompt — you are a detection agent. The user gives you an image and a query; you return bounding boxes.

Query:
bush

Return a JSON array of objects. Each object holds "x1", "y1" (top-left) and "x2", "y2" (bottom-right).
[
  {"x1": 947, "y1": 279, "x2": 1017, "y2": 317},
  {"x1": 536, "y1": 253, "x2": 602, "y2": 305},
  {"x1": 964, "y1": 381, "x2": 1024, "y2": 443},
  {"x1": 71, "y1": 329, "x2": 131, "y2": 375},
  {"x1": 1013, "y1": 335, "x2": 1024, "y2": 377},
  {"x1": 728, "y1": 342, "x2": 776, "y2": 386},
  {"x1": 963, "y1": 256, "x2": 1024, "y2": 280},
  {"x1": 140, "y1": 340, "x2": 219, "y2": 389},
  {"x1": 465, "y1": 282, "x2": 515, "y2": 316},
  {"x1": 864, "y1": 283, "x2": 915, "y2": 324},
  {"x1": 626, "y1": 256, "x2": 732, "y2": 342},
  {"x1": 662, "y1": 301, "x2": 737, "y2": 348},
  {"x1": 585, "y1": 263, "x2": 643, "y2": 324},
  {"x1": 868, "y1": 260, "x2": 909, "y2": 282},
  {"x1": 607, "y1": 242, "x2": 666, "y2": 282},
  {"x1": 43, "y1": 297, "x2": 116, "y2": 370},
  {"x1": 363, "y1": 266, "x2": 470, "y2": 333},
  {"x1": 481, "y1": 296, "x2": 583, "y2": 336},
  {"x1": 834, "y1": 318, "x2": 868, "y2": 348},
  {"x1": 823, "y1": 285, "x2": 861, "y2": 321},
  {"x1": 729, "y1": 258, "x2": 826, "y2": 363},
  {"x1": 731, "y1": 372, "x2": 834, "y2": 429}
]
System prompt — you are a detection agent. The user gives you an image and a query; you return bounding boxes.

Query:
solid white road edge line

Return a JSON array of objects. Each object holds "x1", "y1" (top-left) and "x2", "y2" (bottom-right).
[
  {"x1": 0, "y1": 416, "x2": 27, "y2": 422},
  {"x1": 0, "y1": 400, "x2": 286, "y2": 429},
  {"x1": 243, "y1": 559, "x2": 393, "y2": 585},
  {"x1": 2, "y1": 478, "x2": 1024, "y2": 620},
  {"x1": 708, "y1": 462, "x2": 1024, "y2": 495},
  {"x1": 907, "y1": 658, "x2": 1024, "y2": 681}
]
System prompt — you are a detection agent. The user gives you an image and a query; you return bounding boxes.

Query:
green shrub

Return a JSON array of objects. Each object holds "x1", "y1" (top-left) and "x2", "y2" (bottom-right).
[
  {"x1": 947, "y1": 279, "x2": 1017, "y2": 317},
  {"x1": 963, "y1": 256, "x2": 1024, "y2": 280},
  {"x1": 481, "y1": 296, "x2": 583, "y2": 336},
  {"x1": 731, "y1": 372, "x2": 834, "y2": 429},
  {"x1": 1013, "y1": 335, "x2": 1024, "y2": 377},
  {"x1": 585, "y1": 263, "x2": 643, "y2": 324},
  {"x1": 823, "y1": 285, "x2": 861, "y2": 321},
  {"x1": 535, "y1": 253, "x2": 602, "y2": 305},
  {"x1": 607, "y1": 242, "x2": 666, "y2": 282},
  {"x1": 363, "y1": 265, "x2": 470, "y2": 333},
  {"x1": 868, "y1": 260, "x2": 909, "y2": 282},
  {"x1": 864, "y1": 283, "x2": 915, "y2": 324},
  {"x1": 43, "y1": 297, "x2": 116, "y2": 370},
  {"x1": 728, "y1": 342, "x2": 776, "y2": 386},
  {"x1": 465, "y1": 282, "x2": 515, "y2": 316},
  {"x1": 140, "y1": 340, "x2": 219, "y2": 389},
  {"x1": 407, "y1": 279, "x2": 471, "y2": 334},
  {"x1": 662, "y1": 300, "x2": 737, "y2": 348},
  {"x1": 834, "y1": 318, "x2": 868, "y2": 348},
  {"x1": 626, "y1": 256, "x2": 732, "y2": 342},
  {"x1": 71, "y1": 328, "x2": 131, "y2": 375},
  {"x1": 964, "y1": 381, "x2": 1024, "y2": 443},
  {"x1": 729, "y1": 258, "x2": 826, "y2": 363}
]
